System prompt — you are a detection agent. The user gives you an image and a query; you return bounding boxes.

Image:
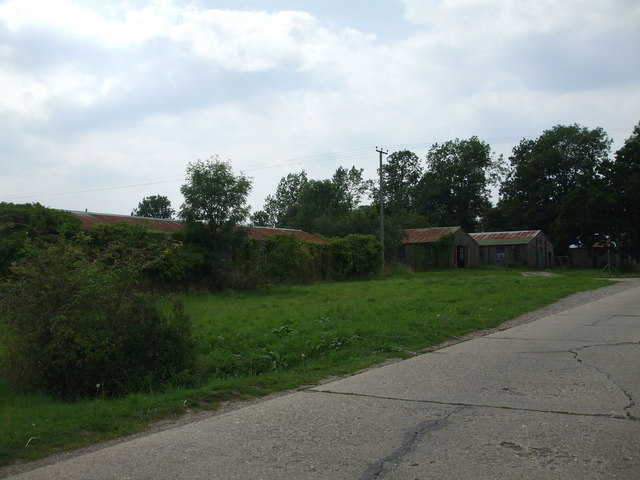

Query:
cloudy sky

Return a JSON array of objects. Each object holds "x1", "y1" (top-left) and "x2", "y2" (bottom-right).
[{"x1": 1, "y1": 0, "x2": 639, "y2": 217}]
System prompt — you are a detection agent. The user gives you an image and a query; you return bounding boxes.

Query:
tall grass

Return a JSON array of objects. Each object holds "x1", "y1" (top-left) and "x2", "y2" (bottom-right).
[{"x1": 0, "y1": 269, "x2": 613, "y2": 467}]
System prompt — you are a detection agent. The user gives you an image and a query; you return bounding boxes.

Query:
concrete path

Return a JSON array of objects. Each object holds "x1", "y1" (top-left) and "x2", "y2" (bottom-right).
[{"x1": 5, "y1": 282, "x2": 639, "y2": 479}]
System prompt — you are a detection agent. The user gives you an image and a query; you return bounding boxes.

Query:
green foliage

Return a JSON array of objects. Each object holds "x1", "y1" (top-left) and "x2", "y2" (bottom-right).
[
  {"x1": 131, "y1": 195, "x2": 175, "y2": 219},
  {"x1": 294, "y1": 179, "x2": 351, "y2": 235},
  {"x1": 498, "y1": 124, "x2": 612, "y2": 251},
  {"x1": 0, "y1": 241, "x2": 195, "y2": 399},
  {"x1": 262, "y1": 171, "x2": 308, "y2": 227},
  {"x1": 331, "y1": 166, "x2": 373, "y2": 211},
  {"x1": 180, "y1": 156, "x2": 252, "y2": 231},
  {"x1": 1, "y1": 269, "x2": 615, "y2": 466},
  {"x1": 250, "y1": 210, "x2": 271, "y2": 227},
  {"x1": 85, "y1": 223, "x2": 172, "y2": 267},
  {"x1": 231, "y1": 233, "x2": 382, "y2": 285},
  {"x1": 609, "y1": 122, "x2": 640, "y2": 261},
  {"x1": 261, "y1": 168, "x2": 374, "y2": 238},
  {"x1": 0, "y1": 203, "x2": 80, "y2": 277},
  {"x1": 418, "y1": 137, "x2": 504, "y2": 231},
  {"x1": 328, "y1": 234, "x2": 382, "y2": 279},
  {"x1": 260, "y1": 234, "x2": 325, "y2": 284},
  {"x1": 179, "y1": 156, "x2": 252, "y2": 287},
  {"x1": 376, "y1": 150, "x2": 423, "y2": 215},
  {"x1": 412, "y1": 232, "x2": 455, "y2": 269},
  {"x1": 81, "y1": 223, "x2": 199, "y2": 290}
]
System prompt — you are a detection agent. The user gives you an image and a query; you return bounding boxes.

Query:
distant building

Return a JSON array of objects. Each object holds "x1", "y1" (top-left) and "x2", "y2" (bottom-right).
[
  {"x1": 469, "y1": 230, "x2": 553, "y2": 268},
  {"x1": 67, "y1": 210, "x2": 326, "y2": 243},
  {"x1": 399, "y1": 227, "x2": 479, "y2": 270}
]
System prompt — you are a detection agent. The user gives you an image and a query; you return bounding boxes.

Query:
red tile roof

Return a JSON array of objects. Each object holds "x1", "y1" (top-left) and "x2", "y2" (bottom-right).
[
  {"x1": 68, "y1": 211, "x2": 326, "y2": 243},
  {"x1": 402, "y1": 227, "x2": 460, "y2": 244},
  {"x1": 469, "y1": 230, "x2": 541, "y2": 245}
]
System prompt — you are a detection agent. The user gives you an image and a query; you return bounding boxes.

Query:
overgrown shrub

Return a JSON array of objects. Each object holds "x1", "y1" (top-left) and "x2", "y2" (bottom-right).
[
  {"x1": 0, "y1": 241, "x2": 195, "y2": 399},
  {"x1": 0, "y1": 203, "x2": 80, "y2": 277},
  {"x1": 261, "y1": 234, "x2": 325, "y2": 284},
  {"x1": 412, "y1": 232, "x2": 455, "y2": 269},
  {"x1": 328, "y1": 234, "x2": 382, "y2": 279}
]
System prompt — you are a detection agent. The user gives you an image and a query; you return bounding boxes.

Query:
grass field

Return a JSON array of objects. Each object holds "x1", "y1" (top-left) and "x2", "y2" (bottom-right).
[{"x1": 0, "y1": 268, "x2": 615, "y2": 467}]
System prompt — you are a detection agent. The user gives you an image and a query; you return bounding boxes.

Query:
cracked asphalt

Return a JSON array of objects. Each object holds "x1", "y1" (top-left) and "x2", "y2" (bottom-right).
[{"x1": 4, "y1": 280, "x2": 639, "y2": 479}]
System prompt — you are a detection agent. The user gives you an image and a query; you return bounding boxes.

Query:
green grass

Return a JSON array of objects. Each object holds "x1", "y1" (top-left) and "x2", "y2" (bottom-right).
[{"x1": 0, "y1": 269, "x2": 615, "y2": 467}]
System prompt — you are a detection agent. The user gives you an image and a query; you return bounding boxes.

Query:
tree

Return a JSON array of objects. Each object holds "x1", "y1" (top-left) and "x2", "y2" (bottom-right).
[
  {"x1": 261, "y1": 171, "x2": 308, "y2": 227},
  {"x1": 498, "y1": 124, "x2": 612, "y2": 251},
  {"x1": 249, "y1": 210, "x2": 271, "y2": 227},
  {"x1": 376, "y1": 150, "x2": 423, "y2": 216},
  {"x1": 179, "y1": 157, "x2": 252, "y2": 287},
  {"x1": 294, "y1": 179, "x2": 350, "y2": 236},
  {"x1": 608, "y1": 122, "x2": 640, "y2": 260},
  {"x1": 331, "y1": 166, "x2": 373, "y2": 211},
  {"x1": 131, "y1": 195, "x2": 175, "y2": 219},
  {"x1": 417, "y1": 137, "x2": 503, "y2": 231},
  {"x1": 180, "y1": 157, "x2": 252, "y2": 232}
]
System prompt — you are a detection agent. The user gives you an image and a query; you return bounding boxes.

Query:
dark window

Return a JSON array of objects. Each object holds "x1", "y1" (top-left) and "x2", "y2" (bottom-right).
[{"x1": 496, "y1": 245, "x2": 506, "y2": 262}]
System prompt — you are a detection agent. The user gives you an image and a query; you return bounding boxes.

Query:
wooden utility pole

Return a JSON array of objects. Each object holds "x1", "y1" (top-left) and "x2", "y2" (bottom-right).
[{"x1": 376, "y1": 147, "x2": 388, "y2": 269}]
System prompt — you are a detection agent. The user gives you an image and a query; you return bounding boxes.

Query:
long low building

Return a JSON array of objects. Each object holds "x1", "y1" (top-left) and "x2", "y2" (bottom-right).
[
  {"x1": 469, "y1": 230, "x2": 554, "y2": 269},
  {"x1": 67, "y1": 210, "x2": 326, "y2": 243}
]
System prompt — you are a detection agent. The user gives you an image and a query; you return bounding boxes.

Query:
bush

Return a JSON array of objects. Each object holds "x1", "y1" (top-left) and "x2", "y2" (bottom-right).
[
  {"x1": 0, "y1": 203, "x2": 80, "y2": 277},
  {"x1": 262, "y1": 234, "x2": 321, "y2": 284},
  {"x1": 329, "y1": 234, "x2": 382, "y2": 279},
  {"x1": 0, "y1": 241, "x2": 195, "y2": 399}
]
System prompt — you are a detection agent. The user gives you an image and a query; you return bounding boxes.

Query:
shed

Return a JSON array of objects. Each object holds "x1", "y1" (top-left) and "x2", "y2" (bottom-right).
[
  {"x1": 469, "y1": 230, "x2": 554, "y2": 268},
  {"x1": 399, "y1": 227, "x2": 479, "y2": 270}
]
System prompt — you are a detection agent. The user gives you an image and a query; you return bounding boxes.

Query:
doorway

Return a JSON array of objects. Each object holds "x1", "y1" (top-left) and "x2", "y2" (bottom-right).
[{"x1": 456, "y1": 245, "x2": 466, "y2": 268}]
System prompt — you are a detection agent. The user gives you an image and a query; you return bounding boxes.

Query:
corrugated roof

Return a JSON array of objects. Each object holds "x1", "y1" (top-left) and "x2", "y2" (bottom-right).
[
  {"x1": 469, "y1": 230, "x2": 541, "y2": 246},
  {"x1": 69, "y1": 211, "x2": 183, "y2": 233},
  {"x1": 402, "y1": 227, "x2": 460, "y2": 244},
  {"x1": 67, "y1": 211, "x2": 326, "y2": 243},
  {"x1": 249, "y1": 226, "x2": 326, "y2": 244}
]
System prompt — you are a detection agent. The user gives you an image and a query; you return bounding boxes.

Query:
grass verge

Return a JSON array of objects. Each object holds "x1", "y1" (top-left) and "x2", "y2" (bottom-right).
[{"x1": 0, "y1": 269, "x2": 615, "y2": 468}]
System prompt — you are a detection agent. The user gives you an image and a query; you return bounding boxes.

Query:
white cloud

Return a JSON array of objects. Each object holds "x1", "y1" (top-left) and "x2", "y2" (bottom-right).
[{"x1": 0, "y1": 0, "x2": 638, "y2": 215}]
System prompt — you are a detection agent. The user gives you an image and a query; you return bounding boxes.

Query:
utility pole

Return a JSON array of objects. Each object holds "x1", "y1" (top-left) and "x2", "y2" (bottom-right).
[{"x1": 377, "y1": 147, "x2": 388, "y2": 269}]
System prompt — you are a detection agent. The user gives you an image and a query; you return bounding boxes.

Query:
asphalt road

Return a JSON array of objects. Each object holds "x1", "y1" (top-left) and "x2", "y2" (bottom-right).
[{"x1": 5, "y1": 280, "x2": 639, "y2": 479}]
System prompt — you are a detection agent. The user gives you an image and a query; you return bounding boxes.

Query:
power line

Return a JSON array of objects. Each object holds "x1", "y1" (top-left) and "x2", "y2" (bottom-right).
[{"x1": 3, "y1": 126, "x2": 634, "y2": 201}]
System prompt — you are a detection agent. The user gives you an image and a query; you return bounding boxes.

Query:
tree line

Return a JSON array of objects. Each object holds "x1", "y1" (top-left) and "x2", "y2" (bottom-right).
[{"x1": 134, "y1": 121, "x2": 639, "y2": 261}]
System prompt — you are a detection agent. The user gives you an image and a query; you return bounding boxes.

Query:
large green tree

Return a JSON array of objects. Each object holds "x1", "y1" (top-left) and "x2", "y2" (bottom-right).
[
  {"x1": 498, "y1": 124, "x2": 612, "y2": 251},
  {"x1": 131, "y1": 195, "x2": 175, "y2": 219},
  {"x1": 179, "y1": 157, "x2": 252, "y2": 286},
  {"x1": 331, "y1": 166, "x2": 373, "y2": 211},
  {"x1": 179, "y1": 157, "x2": 252, "y2": 232},
  {"x1": 608, "y1": 122, "x2": 640, "y2": 260},
  {"x1": 417, "y1": 137, "x2": 503, "y2": 231},
  {"x1": 259, "y1": 171, "x2": 308, "y2": 227},
  {"x1": 294, "y1": 179, "x2": 351, "y2": 236},
  {"x1": 376, "y1": 150, "x2": 423, "y2": 216}
]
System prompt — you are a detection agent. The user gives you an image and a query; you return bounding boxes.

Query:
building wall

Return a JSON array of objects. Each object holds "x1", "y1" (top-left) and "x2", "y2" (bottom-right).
[
  {"x1": 399, "y1": 229, "x2": 479, "y2": 270},
  {"x1": 477, "y1": 232, "x2": 554, "y2": 268},
  {"x1": 450, "y1": 229, "x2": 479, "y2": 268}
]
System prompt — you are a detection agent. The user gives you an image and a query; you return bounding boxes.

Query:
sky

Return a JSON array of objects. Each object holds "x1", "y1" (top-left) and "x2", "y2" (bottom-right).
[{"x1": 1, "y1": 0, "x2": 639, "y2": 217}]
